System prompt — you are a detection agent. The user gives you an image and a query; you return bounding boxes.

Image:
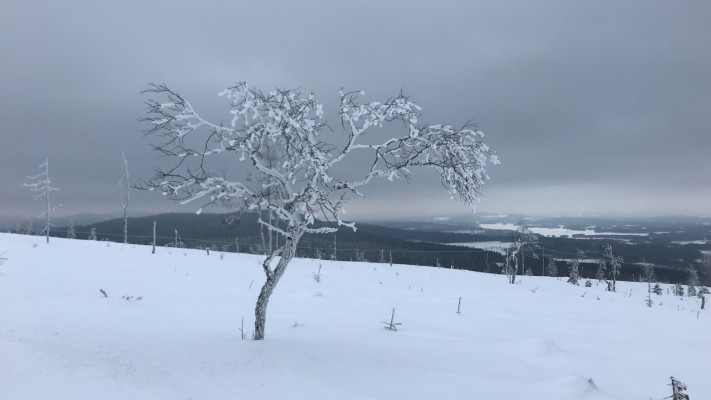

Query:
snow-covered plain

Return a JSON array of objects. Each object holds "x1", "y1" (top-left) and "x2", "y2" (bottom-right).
[
  {"x1": 1, "y1": 233, "x2": 708, "y2": 400},
  {"x1": 445, "y1": 241, "x2": 510, "y2": 255}
]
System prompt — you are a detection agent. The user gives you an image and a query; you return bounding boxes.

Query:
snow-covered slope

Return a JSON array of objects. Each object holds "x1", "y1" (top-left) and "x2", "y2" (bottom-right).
[{"x1": 0, "y1": 233, "x2": 708, "y2": 399}]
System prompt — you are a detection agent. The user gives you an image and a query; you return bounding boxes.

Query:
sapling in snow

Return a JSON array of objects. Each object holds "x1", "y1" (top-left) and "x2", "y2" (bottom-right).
[
  {"x1": 646, "y1": 278, "x2": 654, "y2": 307},
  {"x1": 652, "y1": 283, "x2": 663, "y2": 295},
  {"x1": 239, "y1": 317, "x2": 247, "y2": 340},
  {"x1": 546, "y1": 258, "x2": 558, "y2": 277},
  {"x1": 567, "y1": 258, "x2": 580, "y2": 285},
  {"x1": 669, "y1": 376, "x2": 689, "y2": 400},
  {"x1": 66, "y1": 220, "x2": 76, "y2": 239},
  {"x1": 382, "y1": 308, "x2": 402, "y2": 331},
  {"x1": 567, "y1": 250, "x2": 583, "y2": 285},
  {"x1": 141, "y1": 82, "x2": 498, "y2": 339},
  {"x1": 642, "y1": 262, "x2": 656, "y2": 283},
  {"x1": 504, "y1": 238, "x2": 522, "y2": 284},
  {"x1": 688, "y1": 284, "x2": 697, "y2": 297},
  {"x1": 119, "y1": 151, "x2": 130, "y2": 244},
  {"x1": 312, "y1": 264, "x2": 322, "y2": 283},
  {"x1": 596, "y1": 259, "x2": 606, "y2": 282},
  {"x1": 516, "y1": 221, "x2": 539, "y2": 280},
  {"x1": 19, "y1": 220, "x2": 35, "y2": 236},
  {"x1": 674, "y1": 283, "x2": 684, "y2": 297},
  {"x1": 22, "y1": 159, "x2": 59, "y2": 244},
  {"x1": 602, "y1": 244, "x2": 622, "y2": 292},
  {"x1": 687, "y1": 267, "x2": 699, "y2": 297}
]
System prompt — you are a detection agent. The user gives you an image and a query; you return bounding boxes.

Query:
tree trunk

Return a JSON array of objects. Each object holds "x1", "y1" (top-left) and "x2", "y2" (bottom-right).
[
  {"x1": 45, "y1": 210, "x2": 50, "y2": 244},
  {"x1": 254, "y1": 274, "x2": 277, "y2": 340},
  {"x1": 253, "y1": 234, "x2": 298, "y2": 340},
  {"x1": 123, "y1": 207, "x2": 128, "y2": 244},
  {"x1": 45, "y1": 159, "x2": 50, "y2": 244}
]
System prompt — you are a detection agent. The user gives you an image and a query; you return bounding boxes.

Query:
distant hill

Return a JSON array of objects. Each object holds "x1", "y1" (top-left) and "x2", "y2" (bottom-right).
[{"x1": 63, "y1": 212, "x2": 505, "y2": 272}]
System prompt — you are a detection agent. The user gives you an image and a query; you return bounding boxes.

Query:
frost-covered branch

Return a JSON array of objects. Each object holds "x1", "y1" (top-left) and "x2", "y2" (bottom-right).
[{"x1": 335, "y1": 91, "x2": 499, "y2": 206}]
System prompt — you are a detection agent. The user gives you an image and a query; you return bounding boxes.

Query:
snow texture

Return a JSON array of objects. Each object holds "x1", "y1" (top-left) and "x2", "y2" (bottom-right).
[{"x1": 0, "y1": 233, "x2": 708, "y2": 400}]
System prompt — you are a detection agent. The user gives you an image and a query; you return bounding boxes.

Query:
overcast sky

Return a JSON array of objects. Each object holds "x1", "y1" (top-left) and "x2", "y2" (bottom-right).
[{"x1": 2, "y1": 0, "x2": 710, "y2": 221}]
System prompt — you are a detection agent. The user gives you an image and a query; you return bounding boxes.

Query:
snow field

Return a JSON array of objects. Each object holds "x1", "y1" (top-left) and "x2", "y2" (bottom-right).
[
  {"x1": 478, "y1": 223, "x2": 649, "y2": 238},
  {"x1": 0, "y1": 233, "x2": 708, "y2": 399}
]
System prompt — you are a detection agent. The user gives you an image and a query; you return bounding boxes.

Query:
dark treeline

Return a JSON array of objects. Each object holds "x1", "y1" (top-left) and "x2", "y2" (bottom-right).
[{"x1": 56, "y1": 212, "x2": 504, "y2": 272}]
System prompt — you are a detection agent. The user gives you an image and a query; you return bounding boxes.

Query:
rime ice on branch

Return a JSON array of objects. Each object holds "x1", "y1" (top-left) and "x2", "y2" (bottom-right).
[{"x1": 141, "y1": 82, "x2": 499, "y2": 339}]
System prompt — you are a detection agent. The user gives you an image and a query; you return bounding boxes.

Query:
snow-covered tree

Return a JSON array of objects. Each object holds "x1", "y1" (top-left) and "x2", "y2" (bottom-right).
[
  {"x1": 88, "y1": 227, "x2": 97, "y2": 241},
  {"x1": 687, "y1": 267, "x2": 699, "y2": 286},
  {"x1": 652, "y1": 282, "x2": 663, "y2": 295},
  {"x1": 119, "y1": 151, "x2": 130, "y2": 244},
  {"x1": 670, "y1": 377, "x2": 689, "y2": 400},
  {"x1": 596, "y1": 259, "x2": 606, "y2": 282},
  {"x1": 567, "y1": 251, "x2": 582, "y2": 285},
  {"x1": 19, "y1": 220, "x2": 34, "y2": 236},
  {"x1": 603, "y1": 244, "x2": 622, "y2": 292},
  {"x1": 22, "y1": 159, "x2": 59, "y2": 243},
  {"x1": 546, "y1": 258, "x2": 558, "y2": 277},
  {"x1": 504, "y1": 237, "x2": 522, "y2": 284},
  {"x1": 516, "y1": 221, "x2": 539, "y2": 279},
  {"x1": 688, "y1": 284, "x2": 697, "y2": 297},
  {"x1": 674, "y1": 283, "x2": 684, "y2": 297},
  {"x1": 66, "y1": 220, "x2": 76, "y2": 239},
  {"x1": 642, "y1": 262, "x2": 656, "y2": 283},
  {"x1": 141, "y1": 82, "x2": 499, "y2": 340}
]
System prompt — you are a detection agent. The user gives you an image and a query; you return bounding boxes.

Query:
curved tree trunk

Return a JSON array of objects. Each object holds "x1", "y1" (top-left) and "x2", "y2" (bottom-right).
[
  {"x1": 253, "y1": 234, "x2": 298, "y2": 340},
  {"x1": 254, "y1": 275, "x2": 277, "y2": 340}
]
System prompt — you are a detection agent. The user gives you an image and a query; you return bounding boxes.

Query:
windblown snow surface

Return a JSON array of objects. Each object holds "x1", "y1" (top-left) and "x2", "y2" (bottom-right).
[{"x1": 0, "y1": 233, "x2": 708, "y2": 400}]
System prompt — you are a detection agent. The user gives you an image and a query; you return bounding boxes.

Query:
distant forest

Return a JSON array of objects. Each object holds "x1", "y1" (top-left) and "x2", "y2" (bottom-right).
[{"x1": 12, "y1": 212, "x2": 710, "y2": 286}]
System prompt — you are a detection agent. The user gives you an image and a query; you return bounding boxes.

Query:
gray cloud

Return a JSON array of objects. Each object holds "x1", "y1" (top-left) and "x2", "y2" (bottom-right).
[{"x1": 1, "y1": 0, "x2": 709, "y2": 221}]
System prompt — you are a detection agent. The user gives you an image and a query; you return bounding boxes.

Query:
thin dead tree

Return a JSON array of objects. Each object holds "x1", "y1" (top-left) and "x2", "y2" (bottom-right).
[
  {"x1": 504, "y1": 236, "x2": 522, "y2": 284},
  {"x1": 119, "y1": 151, "x2": 130, "y2": 244},
  {"x1": 603, "y1": 244, "x2": 623, "y2": 292},
  {"x1": 516, "y1": 221, "x2": 539, "y2": 277},
  {"x1": 141, "y1": 82, "x2": 498, "y2": 339},
  {"x1": 22, "y1": 159, "x2": 59, "y2": 243}
]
